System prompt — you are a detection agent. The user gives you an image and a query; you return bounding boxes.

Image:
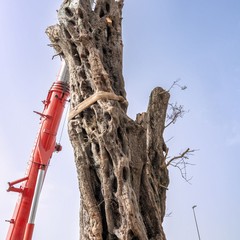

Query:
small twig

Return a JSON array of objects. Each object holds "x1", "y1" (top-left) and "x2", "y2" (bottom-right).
[
  {"x1": 167, "y1": 79, "x2": 179, "y2": 92},
  {"x1": 165, "y1": 136, "x2": 174, "y2": 143},
  {"x1": 47, "y1": 43, "x2": 59, "y2": 48},
  {"x1": 159, "y1": 183, "x2": 169, "y2": 190},
  {"x1": 165, "y1": 212, "x2": 173, "y2": 218},
  {"x1": 97, "y1": 199, "x2": 105, "y2": 207},
  {"x1": 52, "y1": 52, "x2": 63, "y2": 60},
  {"x1": 167, "y1": 79, "x2": 187, "y2": 92},
  {"x1": 171, "y1": 160, "x2": 194, "y2": 183},
  {"x1": 89, "y1": 198, "x2": 107, "y2": 210}
]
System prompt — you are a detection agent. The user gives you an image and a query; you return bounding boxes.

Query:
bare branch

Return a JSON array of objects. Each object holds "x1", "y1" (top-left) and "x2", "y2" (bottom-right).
[
  {"x1": 167, "y1": 79, "x2": 187, "y2": 92},
  {"x1": 165, "y1": 148, "x2": 197, "y2": 183},
  {"x1": 165, "y1": 102, "x2": 187, "y2": 128},
  {"x1": 164, "y1": 79, "x2": 188, "y2": 128},
  {"x1": 171, "y1": 159, "x2": 194, "y2": 183},
  {"x1": 166, "y1": 148, "x2": 195, "y2": 167}
]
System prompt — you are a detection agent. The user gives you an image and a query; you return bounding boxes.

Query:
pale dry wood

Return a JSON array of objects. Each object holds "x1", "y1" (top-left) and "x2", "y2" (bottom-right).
[{"x1": 68, "y1": 91, "x2": 127, "y2": 120}]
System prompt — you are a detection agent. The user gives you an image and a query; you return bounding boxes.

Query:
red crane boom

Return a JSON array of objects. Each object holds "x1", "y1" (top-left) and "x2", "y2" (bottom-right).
[{"x1": 6, "y1": 63, "x2": 69, "y2": 240}]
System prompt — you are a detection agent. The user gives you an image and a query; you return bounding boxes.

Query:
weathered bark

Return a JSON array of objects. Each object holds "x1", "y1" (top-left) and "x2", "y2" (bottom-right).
[{"x1": 46, "y1": 1, "x2": 170, "y2": 239}]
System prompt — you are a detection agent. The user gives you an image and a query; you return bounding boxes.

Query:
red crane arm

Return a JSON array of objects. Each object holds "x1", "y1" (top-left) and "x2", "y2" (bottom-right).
[{"x1": 6, "y1": 65, "x2": 69, "y2": 240}]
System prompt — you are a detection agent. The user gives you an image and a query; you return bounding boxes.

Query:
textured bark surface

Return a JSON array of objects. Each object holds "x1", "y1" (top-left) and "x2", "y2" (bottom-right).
[{"x1": 46, "y1": 1, "x2": 170, "y2": 239}]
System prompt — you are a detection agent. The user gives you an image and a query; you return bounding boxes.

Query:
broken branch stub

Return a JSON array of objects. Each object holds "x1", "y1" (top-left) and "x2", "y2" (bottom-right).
[{"x1": 47, "y1": 1, "x2": 169, "y2": 239}]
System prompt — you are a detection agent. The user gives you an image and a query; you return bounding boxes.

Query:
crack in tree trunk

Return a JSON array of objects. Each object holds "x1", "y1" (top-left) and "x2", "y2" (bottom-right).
[{"x1": 46, "y1": 1, "x2": 170, "y2": 239}]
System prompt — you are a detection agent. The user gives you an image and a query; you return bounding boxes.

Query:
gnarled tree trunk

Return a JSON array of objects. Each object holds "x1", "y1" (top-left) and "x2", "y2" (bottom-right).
[{"x1": 46, "y1": 1, "x2": 170, "y2": 239}]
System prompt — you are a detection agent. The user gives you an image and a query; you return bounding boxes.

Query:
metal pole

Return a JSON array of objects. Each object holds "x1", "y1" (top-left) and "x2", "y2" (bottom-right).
[
  {"x1": 192, "y1": 205, "x2": 201, "y2": 240},
  {"x1": 23, "y1": 169, "x2": 46, "y2": 240},
  {"x1": 28, "y1": 169, "x2": 45, "y2": 224}
]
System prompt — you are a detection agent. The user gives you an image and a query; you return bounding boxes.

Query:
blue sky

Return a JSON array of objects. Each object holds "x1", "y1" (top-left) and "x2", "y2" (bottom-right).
[{"x1": 1, "y1": 0, "x2": 240, "y2": 239}]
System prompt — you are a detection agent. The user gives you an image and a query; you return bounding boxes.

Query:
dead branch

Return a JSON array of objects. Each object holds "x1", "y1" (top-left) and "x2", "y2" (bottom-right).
[
  {"x1": 165, "y1": 102, "x2": 187, "y2": 128},
  {"x1": 166, "y1": 148, "x2": 195, "y2": 167},
  {"x1": 167, "y1": 79, "x2": 187, "y2": 92},
  {"x1": 165, "y1": 148, "x2": 196, "y2": 182},
  {"x1": 51, "y1": 52, "x2": 63, "y2": 60}
]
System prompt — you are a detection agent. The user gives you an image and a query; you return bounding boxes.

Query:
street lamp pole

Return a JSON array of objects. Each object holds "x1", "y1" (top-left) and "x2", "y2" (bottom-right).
[{"x1": 192, "y1": 205, "x2": 201, "y2": 240}]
